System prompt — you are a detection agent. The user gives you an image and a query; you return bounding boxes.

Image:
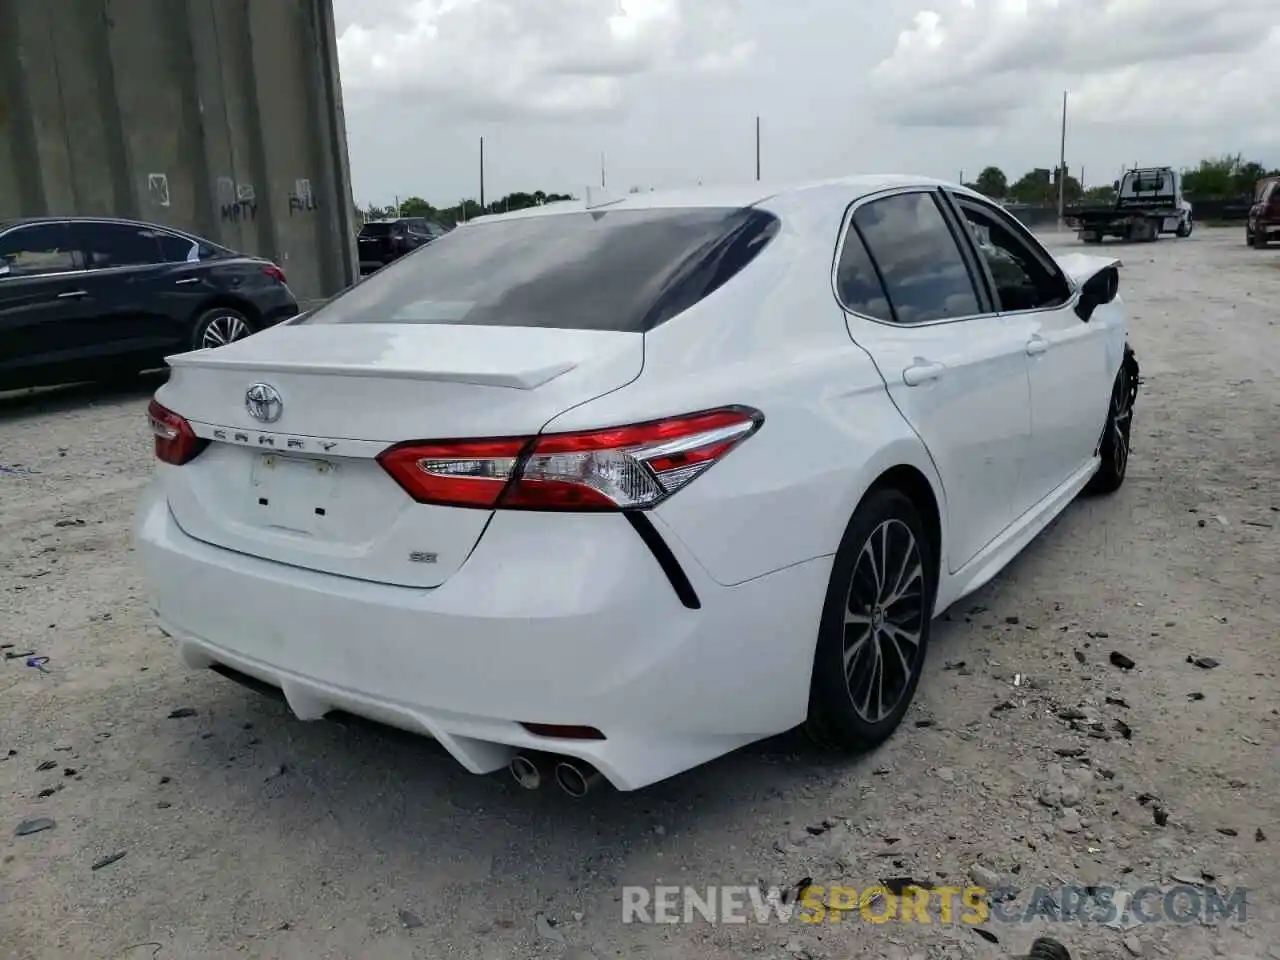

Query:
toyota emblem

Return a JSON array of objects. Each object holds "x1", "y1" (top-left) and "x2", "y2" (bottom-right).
[{"x1": 244, "y1": 383, "x2": 283, "y2": 423}]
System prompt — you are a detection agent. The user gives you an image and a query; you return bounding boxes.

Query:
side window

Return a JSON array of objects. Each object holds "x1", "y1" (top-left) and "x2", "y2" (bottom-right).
[
  {"x1": 76, "y1": 223, "x2": 164, "y2": 269},
  {"x1": 835, "y1": 225, "x2": 893, "y2": 322},
  {"x1": 955, "y1": 200, "x2": 1071, "y2": 312},
  {"x1": 0, "y1": 223, "x2": 81, "y2": 277},
  {"x1": 155, "y1": 232, "x2": 198, "y2": 263},
  {"x1": 852, "y1": 191, "x2": 981, "y2": 325}
]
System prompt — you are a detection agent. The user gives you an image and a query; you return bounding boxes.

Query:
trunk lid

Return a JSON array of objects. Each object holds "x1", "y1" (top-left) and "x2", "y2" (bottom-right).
[{"x1": 155, "y1": 322, "x2": 643, "y2": 587}]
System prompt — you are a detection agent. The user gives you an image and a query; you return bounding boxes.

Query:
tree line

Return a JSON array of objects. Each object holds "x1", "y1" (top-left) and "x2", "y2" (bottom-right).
[
  {"x1": 966, "y1": 155, "x2": 1280, "y2": 206},
  {"x1": 362, "y1": 154, "x2": 1279, "y2": 223},
  {"x1": 359, "y1": 189, "x2": 575, "y2": 226}
]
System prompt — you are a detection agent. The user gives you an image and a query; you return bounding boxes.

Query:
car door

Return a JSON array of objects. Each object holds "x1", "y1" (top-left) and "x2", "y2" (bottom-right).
[
  {"x1": 944, "y1": 192, "x2": 1111, "y2": 512},
  {"x1": 0, "y1": 221, "x2": 96, "y2": 388},
  {"x1": 69, "y1": 221, "x2": 185, "y2": 365},
  {"x1": 835, "y1": 188, "x2": 1035, "y2": 573}
]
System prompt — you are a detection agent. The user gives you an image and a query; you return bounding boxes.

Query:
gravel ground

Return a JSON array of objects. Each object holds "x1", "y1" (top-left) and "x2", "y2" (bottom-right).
[{"x1": 1, "y1": 227, "x2": 1277, "y2": 960}]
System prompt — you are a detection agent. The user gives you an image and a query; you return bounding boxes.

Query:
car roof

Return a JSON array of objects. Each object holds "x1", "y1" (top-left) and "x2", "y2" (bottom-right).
[
  {"x1": 0, "y1": 215, "x2": 210, "y2": 240},
  {"x1": 464, "y1": 174, "x2": 965, "y2": 225}
]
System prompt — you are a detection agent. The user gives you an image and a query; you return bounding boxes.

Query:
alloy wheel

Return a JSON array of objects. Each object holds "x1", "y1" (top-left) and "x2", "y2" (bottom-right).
[
  {"x1": 201, "y1": 314, "x2": 250, "y2": 349},
  {"x1": 1111, "y1": 371, "x2": 1133, "y2": 476},
  {"x1": 842, "y1": 519, "x2": 926, "y2": 723}
]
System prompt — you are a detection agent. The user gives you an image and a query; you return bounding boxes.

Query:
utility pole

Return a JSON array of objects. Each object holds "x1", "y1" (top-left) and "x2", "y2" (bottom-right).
[
  {"x1": 1056, "y1": 90, "x2": 1068, "y2": 227},
  {"x1": 479, "y1": 136, "x2": 485, "y2": 211},
  {"x1": 755, "y1": 116, "x2": 760, "y2": 182},
  {"x1": 601, "y1": 152, "x2": 606, "y2": 189}
]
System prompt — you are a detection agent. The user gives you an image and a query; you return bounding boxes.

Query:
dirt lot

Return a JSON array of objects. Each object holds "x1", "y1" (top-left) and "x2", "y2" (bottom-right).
[{"x1": 1, "y1": 226, "x2": 1277, "y2": 960}]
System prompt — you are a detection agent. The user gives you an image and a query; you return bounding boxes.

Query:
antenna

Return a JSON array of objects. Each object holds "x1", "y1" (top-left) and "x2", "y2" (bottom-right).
[
  {"x1": 1056, "y1": 90, "x2": 1068, "y2": 226},
  {"x1": 755, "y1": 116, "x2": 761, "y2": 181}
]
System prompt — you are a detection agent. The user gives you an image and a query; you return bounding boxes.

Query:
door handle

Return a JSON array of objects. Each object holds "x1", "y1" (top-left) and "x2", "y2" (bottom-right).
[
  {"x1": 174, "y1": 277, "x2": 201, "y2": 285},
  {"x1": 1026, "y1": 336, "x2": 1050, "y2": 356},
  {"x1": 902, "y1": 361, "x2": 945, "y2": 386},
  {"x1": 57, "y1": 290, "x2": 88, "y2": 299}
]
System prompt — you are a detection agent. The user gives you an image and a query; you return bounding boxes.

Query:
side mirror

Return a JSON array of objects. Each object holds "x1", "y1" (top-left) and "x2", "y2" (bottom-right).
[
  {"x1": 1075, "y1": 266, "x2": 1119, "y2": 322},
  {"x1": 1112, "y1": 180, "x2": 1120, "y2": 192}
]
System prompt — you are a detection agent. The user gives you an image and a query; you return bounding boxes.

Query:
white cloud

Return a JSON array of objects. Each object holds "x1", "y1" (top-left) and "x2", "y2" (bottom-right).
[
  {"x1": 870, "y1": 0, "x2": 1278, "y2": 131},
  {"x1": 334, "y1": 0, "x2": 756, "y2": 118}
]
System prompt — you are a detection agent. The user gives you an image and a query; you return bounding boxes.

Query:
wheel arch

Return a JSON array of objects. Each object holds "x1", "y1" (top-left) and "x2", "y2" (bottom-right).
[
  {"x1": 832, "y1": 435, "x2": 949, "y2": 577},
  {"x1": 189, "y1": 295, "x2": 262, "y2": 331},
  {"x1": 861, "y1": 464, "x2": 943, "y2": 576}
]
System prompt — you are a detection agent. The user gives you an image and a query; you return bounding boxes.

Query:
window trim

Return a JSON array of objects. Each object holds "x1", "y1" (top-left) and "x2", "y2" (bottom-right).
[
  {"x1": 0, "y1": 221, "x2": 84, "y2": 279},
  {"x1": 830, "y1": 185, "x2": 994, "y2": 328},
  {"x1": 0, "y1": 219, "x2": 210, "y2": 279},
  {"x1": 150, "y1": 228, "x2": 200, "y2": 263},
  {"x1": 940, "y1": 188, "x2": 1079, "y2": 316},
  {"x1": 73, "y1": 220, "x2": 167, "y2": 271}
]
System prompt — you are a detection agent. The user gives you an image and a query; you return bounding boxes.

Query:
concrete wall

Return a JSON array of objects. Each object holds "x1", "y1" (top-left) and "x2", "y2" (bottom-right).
[{"x1": 0, "y1": 0, "x2": 357, "y2": 302}]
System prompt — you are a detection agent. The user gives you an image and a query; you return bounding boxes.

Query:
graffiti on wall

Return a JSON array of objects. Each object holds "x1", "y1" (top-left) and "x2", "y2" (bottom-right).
[
  {"x1": 217, "y1": 178, "x2": 257, "y2": 223},
  {"x1": 147, "y1": 173, "x2": 170, "y2": 207},
  {"x1": 288, "y1": 178, "x2": 318, "y2": 215}
]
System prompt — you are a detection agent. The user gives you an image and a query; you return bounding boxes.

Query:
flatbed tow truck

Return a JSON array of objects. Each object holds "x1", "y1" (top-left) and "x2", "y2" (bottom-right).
[{"x1": 1068, "y1": 166, "x2": 1193, "y2": 243}]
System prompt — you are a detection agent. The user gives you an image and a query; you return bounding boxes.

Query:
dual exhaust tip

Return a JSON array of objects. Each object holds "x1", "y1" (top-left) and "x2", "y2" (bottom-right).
[{"x1": 509, "y1": 752, "x2": 603, "y2": 798}]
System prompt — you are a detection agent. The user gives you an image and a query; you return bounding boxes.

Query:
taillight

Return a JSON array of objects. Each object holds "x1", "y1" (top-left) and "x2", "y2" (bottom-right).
[
  {"x1": 147, "y1": 398, "x2": 207, "y2": 466},
  {"x1": 377, "y1": 438, "x2": 527, "y2": 509},
  {"x1": 262, "y1": 263, "x2": 286, "y2": 284},
  {"x1": 377, "y1": 406, "x2": 763, "y2": 511}
]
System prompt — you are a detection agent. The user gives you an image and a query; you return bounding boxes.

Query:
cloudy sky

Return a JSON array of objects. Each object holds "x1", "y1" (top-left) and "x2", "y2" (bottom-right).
[{"x1": 332, "y1": 0, "x2": 1278, "y2": 208}]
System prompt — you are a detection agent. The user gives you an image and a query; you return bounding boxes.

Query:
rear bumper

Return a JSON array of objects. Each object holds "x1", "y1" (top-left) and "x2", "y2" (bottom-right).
[
  {"x1": 251, "y1": 288, "x2": 300, "y2": 327},
  {"x1": 133, "y1": 480, "x2": 830, "y2": 790}
]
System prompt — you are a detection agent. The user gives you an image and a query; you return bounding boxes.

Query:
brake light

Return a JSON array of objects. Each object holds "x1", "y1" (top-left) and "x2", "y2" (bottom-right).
[
  {"x1": 377, "y1": 406, "x2": 762, "y2": 511},
  {"x1": 262, "y1": 263, "x2": 286, "y2": 284},
  {"x1": 147, "y1": 399, "x2": 206, "y2": 466},
  {"x1": 377, "y1": 438, "x2": 527, "y2": 508}
]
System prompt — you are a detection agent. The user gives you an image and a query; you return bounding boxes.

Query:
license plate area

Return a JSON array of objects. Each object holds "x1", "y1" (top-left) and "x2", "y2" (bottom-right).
[{"x1": 249, "y1": 454, "x2": 338, "y2": 535}]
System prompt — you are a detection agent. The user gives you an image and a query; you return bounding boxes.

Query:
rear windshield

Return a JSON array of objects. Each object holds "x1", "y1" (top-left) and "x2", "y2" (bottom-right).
[
  {"x1": 307, "y1": 207, "x2": 780, "y2": 333},
  {"x1": 359, "y1": 222, "x2": 396, "y2": 236}
]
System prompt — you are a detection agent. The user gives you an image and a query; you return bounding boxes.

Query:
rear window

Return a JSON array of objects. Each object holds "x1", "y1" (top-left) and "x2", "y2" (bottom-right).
[
  {"x1": 307, "y1": 207, "x2": 780, "y2": 333},
  {"x1": 359, "y1": 222, "x2": 395, "y2": 237}
]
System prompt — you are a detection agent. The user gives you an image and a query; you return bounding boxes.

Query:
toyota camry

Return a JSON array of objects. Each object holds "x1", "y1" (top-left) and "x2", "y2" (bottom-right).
[{"x1": 134, "y1": 175, "x2": 1139, "y2": 795}]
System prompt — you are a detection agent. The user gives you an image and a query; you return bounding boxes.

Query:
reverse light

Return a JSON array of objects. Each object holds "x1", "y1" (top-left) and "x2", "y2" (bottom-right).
[
  {"x1": 147, "y1": 398, "x2": 207, "y2": 466},
  {"x1": 377, "y1": 406, "x2": 763, "y2": 511}
]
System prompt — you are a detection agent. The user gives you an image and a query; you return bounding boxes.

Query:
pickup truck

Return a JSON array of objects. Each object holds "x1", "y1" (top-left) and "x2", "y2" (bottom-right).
[{"x1": 1069, "y1": 167, "x2": 1193, "y2": 243}]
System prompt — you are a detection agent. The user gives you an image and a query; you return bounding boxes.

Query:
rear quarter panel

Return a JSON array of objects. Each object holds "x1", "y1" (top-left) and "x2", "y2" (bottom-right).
[{"x1": 539, "y1": 193, "x2": 947, "y2": 587}]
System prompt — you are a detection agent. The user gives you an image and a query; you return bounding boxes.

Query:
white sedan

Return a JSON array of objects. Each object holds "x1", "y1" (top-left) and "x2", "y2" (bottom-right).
[{"x1": 134, "y1": 175, "x2": 1138, "y2": 795}]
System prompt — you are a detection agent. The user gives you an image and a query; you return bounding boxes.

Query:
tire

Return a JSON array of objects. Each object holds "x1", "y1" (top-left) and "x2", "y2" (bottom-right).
[
  {"x1": 805, "y1": 488, "x2": 937, "y2": 752},
  {"x1": 1176, "y1": 217, "x2": 1192, "y2": 238},
  {"x1": 192, "y1": 307, "x2": 255, "y2": 351},
  {"x1": 1257, "y1": 231, "x2": 1270, "y2": 249},
  {"x1": 1028, "y1": 937, "x2": 1072, "y2": 960},
  {"x1": 1084, "y1": 345, "x2": 1137, "y2": 496},
  {"x1": 1082, "y1": 231, "x2": 1102, "y2": 244},
  {"x1": 1246, "y1": 227, "x2": 1254, "y2": 247}
]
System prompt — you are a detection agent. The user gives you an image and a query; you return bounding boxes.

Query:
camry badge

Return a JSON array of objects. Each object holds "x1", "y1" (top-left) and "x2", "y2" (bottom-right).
[{"x1": 245, "y1": 383, "x2": 283, "y2": 423}]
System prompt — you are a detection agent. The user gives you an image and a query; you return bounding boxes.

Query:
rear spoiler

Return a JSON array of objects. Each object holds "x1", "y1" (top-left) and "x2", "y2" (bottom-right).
[{"x1": 164, "y1": 351, "x2": 578, "y2": 389}]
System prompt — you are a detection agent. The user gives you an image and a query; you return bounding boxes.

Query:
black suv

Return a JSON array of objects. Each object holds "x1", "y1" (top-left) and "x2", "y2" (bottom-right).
[{"x1": 357, "y1": 217, "x2": 448, "y2": 275}]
